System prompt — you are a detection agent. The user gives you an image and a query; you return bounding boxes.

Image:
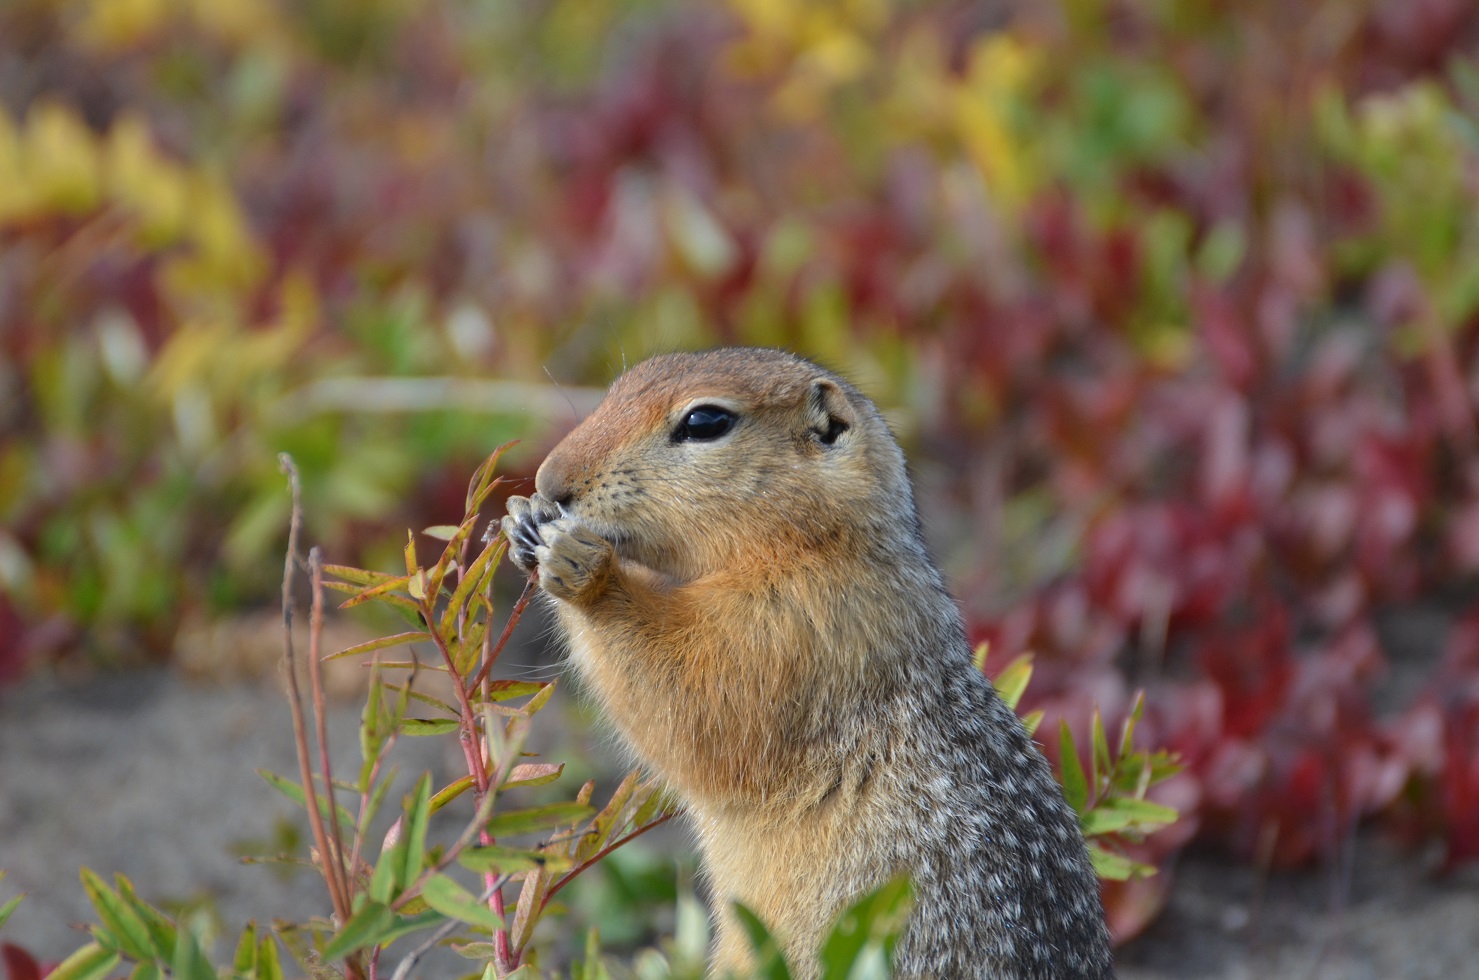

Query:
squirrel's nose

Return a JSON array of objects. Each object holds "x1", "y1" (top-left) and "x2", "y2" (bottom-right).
[{"x1": 534, "y1": 454, "x2": 575, "y2": 510}]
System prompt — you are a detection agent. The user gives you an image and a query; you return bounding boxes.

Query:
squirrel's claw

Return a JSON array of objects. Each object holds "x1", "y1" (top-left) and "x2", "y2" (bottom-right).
[
  {"x1": 501, "y1": 493, "x2": 566, "y2": 573},
  {"x1": 528, "y1": 516, "x2": 614, "y2": 603}
]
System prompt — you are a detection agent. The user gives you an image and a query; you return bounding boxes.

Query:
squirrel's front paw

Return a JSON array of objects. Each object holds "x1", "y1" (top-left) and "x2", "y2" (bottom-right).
[
  {"x1": 500, "y1": 496, "x2": 614, "y2": 602},
  {"x1": 500, "y1": 494, "x2": 562, "y2": 573},
  {"x1": 529, "y1": 517, "x2": 615, "y2": 602}
]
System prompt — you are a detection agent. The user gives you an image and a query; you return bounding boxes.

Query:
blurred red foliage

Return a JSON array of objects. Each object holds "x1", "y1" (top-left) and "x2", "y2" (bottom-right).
[{"x1": 2, "y1": 0, "x2": 1478, "y2": 917}]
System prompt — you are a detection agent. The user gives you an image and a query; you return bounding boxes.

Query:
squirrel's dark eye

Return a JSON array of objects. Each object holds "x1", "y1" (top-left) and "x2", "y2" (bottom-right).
[{"x1": 674, "y1": 405, "x2": 737, "y2": 442}]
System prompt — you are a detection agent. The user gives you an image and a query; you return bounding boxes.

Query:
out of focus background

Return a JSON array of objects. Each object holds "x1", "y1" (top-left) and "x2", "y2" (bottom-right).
[{"x1": 3, "y1": 0, "x2": 1479, "y2": 975}]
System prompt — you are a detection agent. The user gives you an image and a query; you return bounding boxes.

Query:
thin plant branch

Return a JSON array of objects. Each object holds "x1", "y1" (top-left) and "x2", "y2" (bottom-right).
[
  {"x1": 278, "y1": 455, "x2": 357, "y2": 974},
  {"x1": 468, "y1": 577, "x2": 535, "y2": 693},
  {"x1": 540, "y1": 811, "x2": 677, "y2": 912},
  {"x1": 309, "y1": 547, "x2": 352, "y2": 918}
]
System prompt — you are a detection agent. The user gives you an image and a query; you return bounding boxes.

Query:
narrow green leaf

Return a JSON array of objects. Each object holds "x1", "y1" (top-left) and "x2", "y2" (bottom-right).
[
  {"x1": 1087, "y1": 843, "x2": 1153, "y2": 881},
  {"x1": 420, "y1": 874, "x2": 504, "y2": 930},
  {"x1": 325, "y1": 632, "x2": 431, "y2": 661},
  {"x1": 451, "y1": 941, "x2": 501, "y2": 959},
  {"x1": 991, "y1": 654, "x2": 1034, "y2": 712},
  {"x1": 509, "y1": 867, "x2": 547, "y2": 954},
  {"x1": 322, "y1": 900, "x2": 398, "y2": 961},
  {"x1": 452, "y1": 620, "x2": 489, "y2": 677},
  {"x1": 732, "y1": 903, "x2": 791, "y2": 980},
  {"x1": 819, "y1": 875, "x2": 912, "y2": 980},
  {"x1": 487, "y1": 802, "x2": 594, "y2": 838},
  {"x1": 578, "y1": 772, "x2": 641, "y2": 859},
  {"x1": 467, "y1": 443, "x2": 515, "y2": 512},
  {"x1": 323, "y1": 565, "x2": 398, "y2": 587},
  {"x1": 0, "y1": 893, "x2": 24, "y2": 932},
  {"x1": 171, "y1": 925, "x2": 214, "y2": 980},
  {"x1": 48, "y1": 945, "x2": 120, "y2": 980},
  {"x1": 402, "y1": 774, "x2": 433, "y2": 888},
  {"x1": 257, "y1": 932, "x2": 285, "y2": 980},
  {"x1": 1020, "y1": 709, "x2": 1045, "y2": 737},
  {"x1": 79, "y1": 869, "x2": 156, "y2": 960},
  {"x1": 970, "y1": 641, "x2": 989, "y2": 672},
  {"x1": 429, "y1": 775, "x2": 475, "y2": 814},
  {"x1": 369, "y1": 817, "x2": 404, "y2": 905},
  {"x1": 403, "y1": 531, "x2": 419, "y2": 578},
  {"x1": 504, "y1": 763, "x2": 564, "y2": 790},
  {"x1": 442, "y1": 538, "x2": 501, "y2": 637},
  {"x1": 380, "y1": 593, "x2": 431, "y2": 628},
  {"x1": 422, "y1": 525, "x2": 462, "y2": 541},
  {"x1": 232, "y1": 923, "x2": 258, "y2": 973},
  {"x1": 367, "y1": 910, "x2": 443, "y2": 947},
  {"x1": 629, "y1": 781, "x2": 673, "y2": 829},
  {"x1": 257, "y1": 769, "x2": 356, "y2": 829},
  {"x1": 485, "y1": 680, "x2": 546, "y2": 702},
  {"x1": 270, "y1": 921, "x2": 315, "y2": 975},
  {"x1": 360, "y1": 667, "x2": 386, "y2": 791},
  {"x1": 1118, "y1": 692, "x2": 1146, "y2": 763},
  {"x1": 1080, "y1": 797, "x2": 1180, "y2": 838},
  {"x1": 457, "y1": 846, "x2": 573, "y2": 876},
  {"x1": 519, "y1": 679, "x2": 558, "y2": 717},
  {"x1": 1090, "y1": 710, "x2": 1111, "y2": 795},
  {"x1": 1058, "y1": 723, "x2": 1089, "y2": 815},
  {"x1": 425, "y1": 527, "x2": 468, "y2": 604},
  {"x1": 114, "y1": 877, "x2": 176, "y2": 962},
  {"x1": 400, "y1": 718, "x2": 460, "y2": 736},
  {"x1": 359, "y1": 764, "x2": 398, "y2": 841},
  {"x1": 382, "y1": 684, "x2": 460, "y2": 717},
  {"x1": 127, "y1": 962, "x2": 161, "y2": 980},
  {"x1": 338, "y1": 574, "x2": 413, "y2": 610}
]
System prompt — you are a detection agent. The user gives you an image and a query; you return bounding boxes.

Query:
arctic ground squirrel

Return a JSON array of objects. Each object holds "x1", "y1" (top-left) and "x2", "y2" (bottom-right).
[{"x1": 501, "y1": 347, "x2": 1114, "y2": 978}]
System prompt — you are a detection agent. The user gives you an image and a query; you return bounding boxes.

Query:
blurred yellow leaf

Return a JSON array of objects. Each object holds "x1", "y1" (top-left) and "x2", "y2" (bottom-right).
[
  {"x1": 727, "y1": 0, "x2": 885, "y2": 119},
  {"x1": 187, "y1": 0, "x2": 286, "y2": 47},
  {"x1": 0, "y1": 109, "x2": 27, "y2": 221},
  {"x1": 75, "y1": 0, "x2": 172, "y2": 49},
  {"x1": 24, "y1": 102, "x2": 102, "y2": 215},
  {"x1": 953, "y1": 34, "x2": 1042, "y2": 211},
  {"x1": 188, "y1": 168, "x2": 267, "y2": 284},
  {"x1": 105, "y1": 114, "x2": 189, "y2": 246},
  {"x1": 160, "y1": 169, "x2": 268, "y2": 307}
]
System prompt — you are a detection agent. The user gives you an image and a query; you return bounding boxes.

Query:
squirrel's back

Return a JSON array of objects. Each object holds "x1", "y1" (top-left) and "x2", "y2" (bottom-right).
[{"x1": 502, "y1": 348, "x2": 1114, "y2": 978}]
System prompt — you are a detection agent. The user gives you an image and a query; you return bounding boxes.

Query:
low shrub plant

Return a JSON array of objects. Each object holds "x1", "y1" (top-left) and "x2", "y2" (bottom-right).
[{"x1": 0, "y1": 449, "x2": 1178, "y2": 978}]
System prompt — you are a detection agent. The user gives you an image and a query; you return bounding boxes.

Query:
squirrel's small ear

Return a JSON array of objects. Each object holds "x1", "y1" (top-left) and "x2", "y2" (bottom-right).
[{"x1": 806, "y1": 378, "x2": 855, "y2": 446}]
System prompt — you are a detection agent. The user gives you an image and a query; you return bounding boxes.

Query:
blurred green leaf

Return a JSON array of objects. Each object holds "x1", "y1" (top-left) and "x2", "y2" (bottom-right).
[
  {"x1": 0, "y1": 892, "x2": 23, "y2": 932},
  {"x1": 818, "y1": 875, "x2": 912, "y2": 980},
  {"x1": 326, "y1": 631, "x2": 430, "y2": 661},
  {"x1": 488, "y1": 801, "x2": 594, "y2": 838},
  {"x1": 256, "y1": 769, "x2": 356, "y2": 829},
  {"x1": 420, "y1": 874, "x2": 504, "y2": 930},
  {"x1": 321, "y1": 900, "x2": 397, "y2": 961},
  {"x1": 991, "y1": 654, "x2": 1033, "y2": 712},
  {"x1": 47, "y1": 943, "x2": 120, "y2": 980},
  {"x1": 401, "y1": 718, "x2": 460, "y2": 736},
  {"x1": 80, "y1": 869, "x2": 156, "y2": 961},
  {"x1": 1059, "y1": 723, "x2": 1089, "y2": 815},
  {"x1": 733, "y1": 903, "x2": 791, "y2": 980}
]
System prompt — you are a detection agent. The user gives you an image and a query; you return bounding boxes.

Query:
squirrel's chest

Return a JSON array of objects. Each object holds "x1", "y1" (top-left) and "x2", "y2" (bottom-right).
[{"x1": 693, "y1": 801, "x2": 907, "y2": 956}]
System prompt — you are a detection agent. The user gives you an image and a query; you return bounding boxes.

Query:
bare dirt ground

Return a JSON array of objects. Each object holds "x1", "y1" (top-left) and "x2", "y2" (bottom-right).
[{"x1": 3, "y1": 653, "x2": 1477, "y2": 977}]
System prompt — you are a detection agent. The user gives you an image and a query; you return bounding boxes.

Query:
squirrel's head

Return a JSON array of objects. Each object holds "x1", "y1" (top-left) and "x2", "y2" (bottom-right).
[{"x1": 534, "y1": 348, "x2": 917, "y2": 581}]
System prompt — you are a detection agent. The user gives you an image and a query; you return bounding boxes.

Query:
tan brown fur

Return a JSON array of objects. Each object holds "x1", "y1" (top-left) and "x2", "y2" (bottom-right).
[{"x1": 502, "y1": 348, "x2": 1113, "y2": 979}]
